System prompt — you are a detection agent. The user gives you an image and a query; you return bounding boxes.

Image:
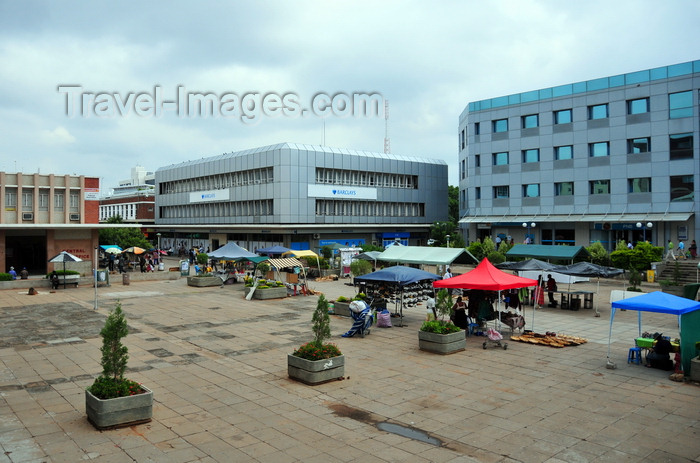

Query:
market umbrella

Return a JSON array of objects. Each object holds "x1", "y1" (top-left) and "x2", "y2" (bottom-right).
[
  {"x1": 122, "y1": 246, "x2": 146, "y2": 255},
  {"x1": 103, "y1": 247, "x2": 121, "y2": 255},
  {"x1": 48, "y1": 251, "x2": 83, "y2": 289}
]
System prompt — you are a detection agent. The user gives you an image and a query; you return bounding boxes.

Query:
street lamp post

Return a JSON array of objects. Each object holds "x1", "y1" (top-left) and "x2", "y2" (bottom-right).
[
  {"x1": 522, "y1": 222, "x2": 536, "y2": 244},
  {"x1": 157, "y1": 233, "x2": 162, "y2": 252},
  {"x1": 446, "y1": 234, "x2": 450, "y2": 248},
  {"x1": 636, "y1": 222, "x2": 653, "y2": 243}
]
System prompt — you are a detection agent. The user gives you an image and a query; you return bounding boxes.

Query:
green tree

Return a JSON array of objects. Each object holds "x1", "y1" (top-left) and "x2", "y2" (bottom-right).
[
  {"x1": 350, "y1": 259, "x2": 372, "y2": 277},
  {"x1": 320, "y1": 246, "x2": 333, "y2": 259},
  {"x1": 311, "y1": 294, "x2": 331, "y2": 346},
  {"x1": 448, "y1": 185, "x2": 459, "y2": 224},
  {"x1": 99, "y1": 302, "x2": 129, "y2": 381},
  {"x1": 360, "y1": 243, "x2": 383, "y2": 252},
  {"x1": 586, "y1": 241, "x2": 610, "y2": 266},
  {"x1": 99, "y1": 216, "x2": 152, "y2": 250},
  {"x1": 435, "y1": 288, "x2": 453, "y2": 322},
  {"x1": 429, "y1": 221, "x2": 465, "y2": 248}
]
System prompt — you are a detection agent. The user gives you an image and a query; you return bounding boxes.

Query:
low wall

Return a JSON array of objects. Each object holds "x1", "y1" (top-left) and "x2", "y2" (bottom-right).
[{"x1": 0, "y1": 270, "x2": 180, "y2": 291}]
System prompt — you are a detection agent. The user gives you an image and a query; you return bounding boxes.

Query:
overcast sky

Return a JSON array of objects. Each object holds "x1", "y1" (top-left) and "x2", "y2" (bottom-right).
[{"x1": 1, "y1": 0, "x2": 699, "y2": 193}]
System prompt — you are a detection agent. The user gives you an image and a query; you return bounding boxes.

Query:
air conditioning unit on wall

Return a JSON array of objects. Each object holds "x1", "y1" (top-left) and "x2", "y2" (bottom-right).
[
  {"x1": 69, "y1": 213, "x2": 80, "y2": 221},
  {"x1": 22, "y1": 212, "x2": 33, "y2": 221}
]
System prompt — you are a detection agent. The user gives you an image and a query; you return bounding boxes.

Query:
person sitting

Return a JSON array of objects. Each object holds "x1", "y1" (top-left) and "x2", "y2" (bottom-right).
[
  {"x1": 646, "y1": 333, "x2": 674, "y2": 370},
  {"x1": 8, "y1": 266, "x2": 17, "y2": 280},
  {"x1": 19, "y1": 267, "x2": 29, "y2": 279},
  {"x1": 50, "y1": 271, "x2": 60, "y2": 289}
]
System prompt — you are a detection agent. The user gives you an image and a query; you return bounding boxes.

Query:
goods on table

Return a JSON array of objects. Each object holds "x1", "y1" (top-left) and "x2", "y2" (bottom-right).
[{"x1": 510, "y1": 332, "x2": 587, "y2": 348}]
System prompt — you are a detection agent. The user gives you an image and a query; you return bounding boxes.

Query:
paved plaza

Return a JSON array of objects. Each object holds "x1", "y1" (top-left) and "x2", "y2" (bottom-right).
[{"x1": 1, "y1": 270, "x2": 699, "y2": 462}]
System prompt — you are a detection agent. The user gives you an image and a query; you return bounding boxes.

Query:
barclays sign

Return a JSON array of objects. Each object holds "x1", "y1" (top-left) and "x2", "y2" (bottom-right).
[
  {"x1": 189, "y1": 189, "x2": 231, "y2": 203},
  {"x1": 307, "y1": 185, "x2": 377, "y2": 200}
]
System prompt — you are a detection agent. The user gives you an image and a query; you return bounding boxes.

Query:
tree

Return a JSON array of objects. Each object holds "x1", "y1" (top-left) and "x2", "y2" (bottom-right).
[
  {"x1": 99, "y1": 302, "x2": 129, "y2": 381},
  {"x1": 311, "y1": 294, "x2": 331, "y2": 346},
  {"x1": 448, "y1": 185, "x2": 459, "y2": 224},
  {"x1": 350, "y1": 259, "x2": 372, "y2": 277},
  {"x1": 99, "y1": 216, "x2": 152, "y2": 250}
]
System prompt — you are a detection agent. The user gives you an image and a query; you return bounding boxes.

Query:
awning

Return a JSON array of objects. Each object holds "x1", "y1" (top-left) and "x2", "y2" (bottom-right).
[
  {"x1": 506, "y1": 244, "x2": 590, "y2": 261},
  {"x1": 377, "y1": 246, "x2": 477, "y2": 266},
  {"x1": 267, "y1": 258, "x2": 304, "y2": 269},
  {"x1": 459, "y1": 212, "x2": 693, "y2": 224}
]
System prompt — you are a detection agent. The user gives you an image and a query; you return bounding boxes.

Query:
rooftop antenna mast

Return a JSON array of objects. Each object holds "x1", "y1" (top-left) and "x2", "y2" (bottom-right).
[{"x1": 383, "y1": 99, "x2": 390, "y2": 154}]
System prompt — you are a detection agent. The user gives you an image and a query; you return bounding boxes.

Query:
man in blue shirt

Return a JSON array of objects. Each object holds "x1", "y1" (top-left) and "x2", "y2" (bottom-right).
[{"x1": 8, "y1": 266, "x2": 17, "y2": 279}]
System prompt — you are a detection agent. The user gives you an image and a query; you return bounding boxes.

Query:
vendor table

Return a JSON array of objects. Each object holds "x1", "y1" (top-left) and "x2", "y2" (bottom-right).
[
  {"x1": 635, "y1": 337, "x2": 680, "y2": 352},
  {"x1": 554, "y1": 290, "x2": 594, "y2": 310}
]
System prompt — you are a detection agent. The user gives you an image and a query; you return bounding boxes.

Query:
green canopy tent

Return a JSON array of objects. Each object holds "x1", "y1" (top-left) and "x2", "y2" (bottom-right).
[{"x1": 506, "y1": 244, "x2": 591, "y2": 263}]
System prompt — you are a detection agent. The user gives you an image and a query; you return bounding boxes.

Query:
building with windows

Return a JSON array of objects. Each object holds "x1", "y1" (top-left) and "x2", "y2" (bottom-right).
[
  {"x1": 99, "y1": 166, "x2": 156, "y2": 224},
  {"x1": 0, "y1": 171, "x2": 101, "y2": 274},
  {"x1": 155, "y1": 143, "x2": 447, "y2": 253},
  {"x1": 458, "y1": 60, "x2": 699, "y2": 249}
]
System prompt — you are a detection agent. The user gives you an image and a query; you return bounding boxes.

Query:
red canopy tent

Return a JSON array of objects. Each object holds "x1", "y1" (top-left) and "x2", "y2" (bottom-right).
[
  {"x1": 434, "y1": 258, "x2": 537, "y2": 291},
  {"x1": 434, "y1": 258, "x2": 538, "y2": 330}
]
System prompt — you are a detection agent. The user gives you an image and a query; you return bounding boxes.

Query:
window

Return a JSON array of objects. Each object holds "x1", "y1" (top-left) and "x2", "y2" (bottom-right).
[
  {"x1": 590, "y1": 180, "x2": 610, "y2": 195},
  {"x1": 70, "y1": 193, "x2": 79, "y2": 210},
  {"x1": 628, "y1": 178, "x2": 651, "y2": 193},
  {"x1": 474, "y1": 122, "x2": 480, "y2": 135},
  {"x1": 492, "y1": 118, "x2": 508, "y2": 133},
  {"x1": 522, "y1": 114, "x2": 538, "y2": 128},
  {"x1": 493, "y1": 185, "x2": 509, "y2": 199},
  {"x1": 555, "y1": 145, "x2": 573, "y2": 160},
  {"x1": 670, "y1": 133, "x2": 693, "y2": 160},
  {"x1": 589, "y1": 142, "x2": 609, "y2": 157},
  {"x1": 475, "y1": 187, "x2": 481, "y2": 199},
  {"x1": 554, "y1": 109, "x2": 572, "y2": 124},
  {"x1": 492, "y1": 152, "x2": 508, "y2": 166},
  {"x1": 588, "y1": 103, "x2": 608, "y2": 119},
  {"x1": 39, "y1": 191, "x2": 49, "y2": 211},
  {"x1": 670, "y1": 175, "x2": 694, "y2": 202},
  {"x1": 460, "y1": 159, "x2": 465, "y2": 179},
  {"x1": 460, "y1": 129, "x2": 465, "y2": 150},
  {"x1": 54, "y1": 192, "x2": 64, "y2": 210},
  {"x1": 669, "y1": 91, "x2": 693, "y2": 119},
  {"x1": 522, "y1": 184, "x2": 540, "y2": 197},
  {"x1": 474, "y1": 154, "x2": 480, "y2": 167},
  {"x1": 555, "y1": 182, "x2": 574, "y2": 196},
  {"x1": 522, "y1": 149, "x2": 539, "y2": 163},
  {"x1": 628, "y1": 137, "x2": 651, "y2": 154},
  {"x1": 627, "y1": 97, "x2": 649, "y2": 114},
  {"x1": 5, "y1": 189, "x2": 17, "y2": 207},
  {"x1": 22, "y1": 190, "x2": 33, "y2": 210}
]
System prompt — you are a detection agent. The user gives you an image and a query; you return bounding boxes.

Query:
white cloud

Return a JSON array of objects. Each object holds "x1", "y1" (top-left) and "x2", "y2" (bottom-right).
[{"x1": 40, "y1": 126, "x2": 76, "y2": 144}]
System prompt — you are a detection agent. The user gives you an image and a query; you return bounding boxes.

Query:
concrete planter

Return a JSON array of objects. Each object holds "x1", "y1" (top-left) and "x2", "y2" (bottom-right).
[
  {"x1": 690, "y1": 357, "x2": 700, "y2": 382},
  {"x1": 253, "y1": 286, "x2": 287, "y2": 300},
  {"x1": 333, "y1": 301, "x2": 352, "y2": 317},
  {"x1": 287, "y1": 354, "x2": 345, "y2": 385},
  {"x1": 187, "y1": 276, "x2": 223, "y2": 287},
  {"x1": 85, "y1": 385, "x2": 153, "y2": 430},
  {"x1": 418, "y1": 330, "x2": 466, "y2": 355},
  {"x1": 659, "y1": 284, "x2": 685, "y2": 297}
]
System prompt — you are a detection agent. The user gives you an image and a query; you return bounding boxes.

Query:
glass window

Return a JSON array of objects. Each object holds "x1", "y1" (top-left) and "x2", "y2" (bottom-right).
[
  {"x1": 493, "y1": 185, "x2": 509, "y2": 199},
  {"x1": 554, "y1": 109, "x2": 572, "y2": 124},
  {"x1": 588, "y1": 104, "x2": 608, "y2": 119},
  {"x1": 522, "y1": 184, "x2": 540, "y2": 197},
  {"x1": 22, "y1": 190, "x2": 33, "y2": 210},
  {"x1": 493, "y1": 152, "x2": 508, "y2": 165},
  {"x1": 670, "y1": 133, "x2": 693, "y2": 160},
  {"x1": 670, "y1": 175, "x2": 694, "y2": 202},
  {"x1": 5, "y1": 189, "x2": 17, "y2": 207},
  {"x1": 474, "y1": 154, "x2": 480, "y2": 167},
  {"x1": 590, "y1": 180, "x2": 610, "y2": 195},
  {"x1": 522, "y1": 114, "x2": 538, "y2": 128},
  {"x1": 522, "y1": 149, "x2": 539, "y2": 163},
  {"x1": 555, "y1": 182, "x2": 574, "y2": 196},
  {"x1": 589, "y1": 142, "x2": 610, "y2": 157},
  {"x1": 627, "y1": 98, "x2": 649, "y2": 114},
  {"x1": 628, "y1": 137, "x2": 651, "y2": 153},
  {"x1": 669, "y1": 91, "x2": 693, "y2": 119},
  {"x1": 475, "y1": 187, "x2": 481, "y2": 199},
  {"x1": 492, "y1": 118, "x2": 508, "y2": 133},
  {"x1": 474, "y1": 122, "x2": 480, "y2": 135},
  {"x1": 555, "y1": 145, "x2": 573, "y2": 160},
  {"x1": 628, "y1": 178, "x2": 651, "y2": 193}
]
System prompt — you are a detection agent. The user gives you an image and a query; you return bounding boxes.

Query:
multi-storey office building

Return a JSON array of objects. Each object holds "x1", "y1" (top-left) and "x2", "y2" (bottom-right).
[
  {"x1": 155, "y1": 143, "x2": 448, "y2": 253},
  {"x1": 458, "y1": 60, "x2": 700, "y2": 250}
]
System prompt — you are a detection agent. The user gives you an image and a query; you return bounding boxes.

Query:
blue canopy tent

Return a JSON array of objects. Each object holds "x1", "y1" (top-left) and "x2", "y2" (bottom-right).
[
  {"x1": 609, "y1": 291, "x2": 700, "y2": 374},
  {"x1": 354, "y1": 266, "x2": 441, "y2": 326}
]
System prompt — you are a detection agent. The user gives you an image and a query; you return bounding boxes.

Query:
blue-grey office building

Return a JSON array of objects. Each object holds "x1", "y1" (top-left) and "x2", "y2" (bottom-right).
[
  {"x1": 458, "y1": 60, "x2": 700, "y2": 250},
  {"x1": 155, "y1": 143, "x2": 447, "y2": 252}
]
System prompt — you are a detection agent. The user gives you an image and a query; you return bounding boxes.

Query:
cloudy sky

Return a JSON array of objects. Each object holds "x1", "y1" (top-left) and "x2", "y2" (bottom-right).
[{"x1": 1, "y1": 0, "x2": 699, "y2": 193}]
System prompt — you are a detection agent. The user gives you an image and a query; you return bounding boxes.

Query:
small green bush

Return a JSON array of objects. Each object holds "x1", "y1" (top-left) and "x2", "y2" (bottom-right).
[
  {"x1": 419, "y1": 320, "x2": 461, "y2": 334},
  {"x1": 336, "y1": 296, "x2": 351, "y2": 302},
  {"x1": 45, "y1": 270, "x2": 80, "y2": 278},
  {"x1": 0, "y1": 273, "x2": 12, "y2": 281}
]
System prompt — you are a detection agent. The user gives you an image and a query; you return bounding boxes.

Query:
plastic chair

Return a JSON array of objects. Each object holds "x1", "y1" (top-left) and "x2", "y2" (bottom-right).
[
  {"x1": 467, "y1": 323, "x2": 479, "y2": 337},
  {"x1": 627, "y1": 347, "x2": 642, "y2": 365}
]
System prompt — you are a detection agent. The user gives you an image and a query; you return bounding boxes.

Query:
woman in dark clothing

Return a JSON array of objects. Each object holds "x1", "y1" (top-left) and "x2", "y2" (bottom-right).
[
  {"x1": 646, "y1": 333, "x2": 674, "y2": 370},
  {"x1": 451, "y1": 296, "x2": 468, "y2": 329}
]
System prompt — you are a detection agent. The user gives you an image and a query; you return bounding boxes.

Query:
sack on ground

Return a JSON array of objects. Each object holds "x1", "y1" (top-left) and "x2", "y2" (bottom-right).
[{"x1": 377, "y1": 309, "x2": 392, "y2": 328}]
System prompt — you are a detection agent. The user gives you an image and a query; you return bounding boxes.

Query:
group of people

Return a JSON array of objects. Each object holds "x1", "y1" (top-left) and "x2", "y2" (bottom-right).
[
  {"x1": 665, "y1": 239, "x2": 697, "y2": 260},
  {"x1": 7, "y1": 266, "x2": 29, "y2": 280}
]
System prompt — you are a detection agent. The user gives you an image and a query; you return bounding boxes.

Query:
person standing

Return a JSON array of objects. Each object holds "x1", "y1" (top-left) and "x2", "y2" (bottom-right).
[
  {"x1": 666, "y1": 240, "x2": 675, "y2": 260},
  {"x1": 690, "y1": 240, "x2": 697, "y2": 259},
  {"x1": 443, "y1": 267, "x2": 452, "y2": 280},
  {"x1": 678, "y1": 240, "x2": 685, "y2": 257},
  {"x1": 546, "y1": 274, "x2": 557, "y2": 306},
  {"x1": 451, "y1": 296, "x2": 468, "y2": 329}
]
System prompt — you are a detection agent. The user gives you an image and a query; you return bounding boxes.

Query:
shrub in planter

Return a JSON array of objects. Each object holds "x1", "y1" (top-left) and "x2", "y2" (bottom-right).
[
  {"x1": 288, "y1": 294, "x2": 344, "y2": 384},
  {"x1": 85, "y1": 302, "x2": 152, "y2": 429},
  {"x1": 336, "y1": 296, "x2": 351, "y2": 303},
  {"x1": 418, "y1": 288, "x2": 465, "y2": 354}
]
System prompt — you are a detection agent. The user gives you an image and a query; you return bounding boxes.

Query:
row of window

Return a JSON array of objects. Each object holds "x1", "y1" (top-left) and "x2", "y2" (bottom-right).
[
  {"x1": 100, "y1": 204, "x2": 138, "y2": 221},
  {"x1": 474, "y1": 133, "x2": 693, "y2": 166},
  {"x1": 478, "y1": 175, "x2": 693, "y2": 201},
  {"x1": 315, "y1": 200, "x2": 425, "y2": 217},
  {"x1": 159, "y1": 167, "x2": 274, "y2": 194},
  {"x1": 159, "y1": 199, "x2": 274, "y2": 219},
  {"x1": 460, "y1": 90, "x2": 695, "y2": 145},
  {"x1": 4, "y1": 189, "x2": 78, "y2": 211},
  {"x1": 315, "y1": 168, "x2": 418, "y2": 189}
]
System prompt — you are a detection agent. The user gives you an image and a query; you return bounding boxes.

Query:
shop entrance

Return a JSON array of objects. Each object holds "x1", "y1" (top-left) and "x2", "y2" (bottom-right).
[{"x1": 5, "y1": 234, "x2": 47, "y2": 275}]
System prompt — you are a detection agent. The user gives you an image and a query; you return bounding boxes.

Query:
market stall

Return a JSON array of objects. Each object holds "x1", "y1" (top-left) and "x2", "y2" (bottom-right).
[
  {"x1": 609, "y1": 291, "x2": 700, "y2": 374},
  {"x1": 266, "y1": 257, "x2": 308, "y2": 295},
  {"x1": 354, "y1": 266, "x2": 441, "y2": 326}
]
